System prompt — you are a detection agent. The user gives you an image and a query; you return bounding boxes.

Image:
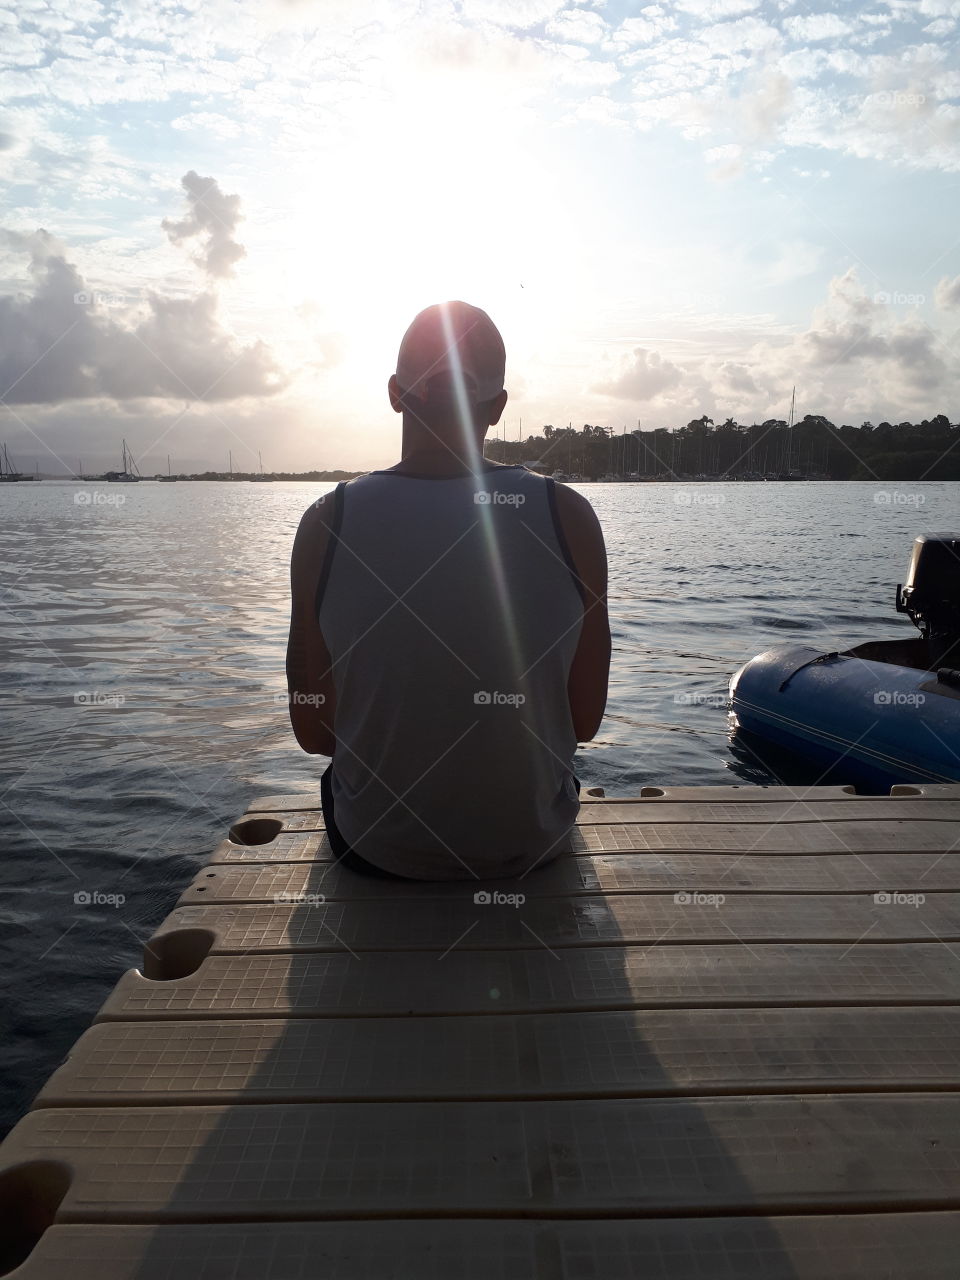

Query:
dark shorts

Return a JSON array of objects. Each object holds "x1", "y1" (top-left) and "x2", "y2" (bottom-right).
[
  {"x1": 320, "y1": 762, "x2": 582, "y2": 880},
  {"x1": 320, "y1": 762, "x2": 413, "y2": 879}
]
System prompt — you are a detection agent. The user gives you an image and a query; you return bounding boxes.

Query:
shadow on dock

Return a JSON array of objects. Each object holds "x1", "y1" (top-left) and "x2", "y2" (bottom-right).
[{"x1": 116, "y1": 834, "x2": 804, "y2": 1279}]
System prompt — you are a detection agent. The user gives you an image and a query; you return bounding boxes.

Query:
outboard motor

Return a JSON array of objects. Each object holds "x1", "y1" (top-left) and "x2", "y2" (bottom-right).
[{"x1": 896, "y1": 534, "x2": 960, "y2": 668}]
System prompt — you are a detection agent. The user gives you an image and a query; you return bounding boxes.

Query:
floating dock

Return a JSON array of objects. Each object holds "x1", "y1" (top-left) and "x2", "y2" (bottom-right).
[{"x1": 3, "y1": 783, "x2": 960, "y2": 1277}]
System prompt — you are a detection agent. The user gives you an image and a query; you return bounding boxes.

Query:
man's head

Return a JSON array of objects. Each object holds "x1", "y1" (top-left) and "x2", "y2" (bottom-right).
[{"x1": 388, "y1": 301, "x2": 508, "y2": 441}]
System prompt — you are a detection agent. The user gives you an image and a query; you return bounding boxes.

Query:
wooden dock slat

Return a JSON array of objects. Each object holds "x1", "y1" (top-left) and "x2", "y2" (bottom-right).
[
  {"x1": 210, "y1": 820, "x2": 960, "y2": 863},
  {"x1": 97, "y1": 943, "x2": 960, "y2": 1021},
  {"x1": 237, "y1": 800, "x2": 960, "y2": 830},
  {"x1": 244, "y1": 783, "x2": 960, "y2": 814},
  {"x1": 12, "y1": 1214, "x2": 960, "y2": 1280},
  {"x1": 3, "y1": 1096, "x2": 960, "y2": 1218},
  {"x1": 180, "y1": 851, "x2": 960, "y2": 905},
  {"x1": 36, "y1": 1007, "x2": 960, "y2": 1106},
  {"x1": 149, "y1": 893, "x2": 960, "y2": 953},
  {"x1": 570, "y1": 823, "x2": 960, "y2": 855},
  {"x1": 582, "y1": 802, "x2": 960, "y2": 824},
  {"x1": 243, "y1": 784, "x2": 870, "y2": 812}
]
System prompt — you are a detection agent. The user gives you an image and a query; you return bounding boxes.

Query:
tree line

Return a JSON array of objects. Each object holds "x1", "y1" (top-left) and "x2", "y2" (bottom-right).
[{"x1": 484, "y1": 415, "x2": 960, "y2": 480}]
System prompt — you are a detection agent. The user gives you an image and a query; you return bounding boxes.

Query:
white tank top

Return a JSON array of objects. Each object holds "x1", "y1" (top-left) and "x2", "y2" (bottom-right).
[{"x1": 317, "y1": 465, "x2": 584, "y2": 879}]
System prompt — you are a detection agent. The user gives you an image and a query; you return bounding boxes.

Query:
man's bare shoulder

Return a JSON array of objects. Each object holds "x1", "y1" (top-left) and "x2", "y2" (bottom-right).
[
  {"x1": 292, "y1": 488, "x2": 341, "y2": 571},
  {"x1": 551, "y1": 480, "x2": 603, "y2": 535}
]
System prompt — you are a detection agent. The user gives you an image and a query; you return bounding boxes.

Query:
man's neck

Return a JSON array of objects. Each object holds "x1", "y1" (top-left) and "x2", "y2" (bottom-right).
[
  {"x1": 384, "y1": 452, "x2": 511, "y2": 477},
  {"x1": 387, "y1": 429, "x2": 505, "y2": 478}
]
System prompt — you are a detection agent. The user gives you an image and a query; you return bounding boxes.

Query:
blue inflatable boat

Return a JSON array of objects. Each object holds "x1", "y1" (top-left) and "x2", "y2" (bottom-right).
[{"x1": 730, "y1": 534, "x2": 960, "y2": 790}]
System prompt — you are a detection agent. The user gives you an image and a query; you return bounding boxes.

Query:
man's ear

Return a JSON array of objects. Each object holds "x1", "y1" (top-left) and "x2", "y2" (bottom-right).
[
  {"x1": 487, "y1": 389, "x2": 508, "y2": 426},
  {"x1": 388, "y1": 374, "x2": 403, "y2": 414}
]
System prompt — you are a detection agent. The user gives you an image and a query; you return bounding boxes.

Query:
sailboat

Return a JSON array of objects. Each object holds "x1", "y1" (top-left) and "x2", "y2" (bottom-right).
[
  {"x1": 783, "y1": 386, "x2": 803, "y2": 480},
  {"x1": 0, "y1": 444, "x2": 27, "y2": 482},
  {"x1": 251, "y1": 450, "x2": 269, "y2": 481},
  {"x1": 106, "y1": 439, "x2": 142, "y2": 482},
  {"x1": 0, "y1": 444, "x2": 21, "y2": 482},
  {"x1": 159, "y1": 454, "x2": 177, "y2": 482}
]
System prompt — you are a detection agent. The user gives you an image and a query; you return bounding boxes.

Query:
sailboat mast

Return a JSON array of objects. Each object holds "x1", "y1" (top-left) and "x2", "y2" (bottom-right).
[{"x1": 788, "y1": 385, "x2": 796, "y2": 471}]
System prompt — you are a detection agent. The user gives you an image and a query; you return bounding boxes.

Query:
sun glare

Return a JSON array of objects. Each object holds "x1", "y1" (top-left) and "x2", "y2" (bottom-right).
[{"x1": 276, "y1": 60, "x2": 577, "y2": 389}]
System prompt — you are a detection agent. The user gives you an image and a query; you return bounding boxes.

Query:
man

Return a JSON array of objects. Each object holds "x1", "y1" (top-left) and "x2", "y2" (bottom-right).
[{"x1": 286, "y1": 300, "x2": 610, "y2": 880}]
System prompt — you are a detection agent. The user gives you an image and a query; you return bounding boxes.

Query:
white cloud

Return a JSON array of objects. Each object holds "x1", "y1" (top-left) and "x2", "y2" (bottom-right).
[
  {"x1": 717, "y1": 360, "x2": 758, "y2": 393},
  {"x1": 604, "y1": 9, "x2": 676, "y2": 50},
  {"x1": 594, "y1": 346, "x2": 684, "y2": 399},
  {"x1": 459, "y1": 0, "x2": 566, "y2": 27},
  {"x1": 546, "y1": 8, "x2": 607, "y2": 43},
  {"x1": 162, "y1": 171, "x2": 246, "y2": 279},
  {"x1": 698, "y1": 16, "x2": 781, "y2": 55},
  {"x1": 935, "y1": 274, "x2": 960, "y2": 307},
  {"x1": 673, "y1": 0, "x2": 760, "y2": 15},
  {"x1": 784, "y1": 13, "x2": 855, "y2": 41},
  {"x1": 583, "y1": 268, "x2": 960, "y2": 428},
  {"x1": 0, "y1": 178, "x2": 285, "y2": 405},
  {"x1": 170, "y1": 112, "x2": 244, "y2": 140}
]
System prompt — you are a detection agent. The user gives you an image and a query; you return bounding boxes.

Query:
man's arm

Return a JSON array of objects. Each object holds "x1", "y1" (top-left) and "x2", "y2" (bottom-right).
[
  {"x1": 286, "y1": 493, "x2": 338, "y2": 755},
  {"x1": 553, "y1": 483, "x2": 611, "y2": 742}
]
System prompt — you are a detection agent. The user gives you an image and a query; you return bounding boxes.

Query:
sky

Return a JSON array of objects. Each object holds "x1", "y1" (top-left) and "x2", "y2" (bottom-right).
[{"x1": 1, "y1": 0, "x2": 959, "y2": 474}]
